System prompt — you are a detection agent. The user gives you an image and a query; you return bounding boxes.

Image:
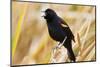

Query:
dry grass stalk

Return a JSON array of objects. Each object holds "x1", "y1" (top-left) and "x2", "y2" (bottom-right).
[
  {"x1": 49, "y1": 46, "x2": 68, "y2": 63},
  {"x1": 49, "y1": 37, "x2": 68, "y2": 63},
  {"x1": 80, "y1": 20, "x2": 92, "y2": 55},
  {"x1": 75, "y1": 33, "x2": 81, "y2": 56},
  {"x1": 12, "y1": 3, "x2": 28, "y2": 59},
  {"x1": 84, "y1": 47, "x2": 95, "y2": 61},
  {"x1": 77, "y1": 41, "x2": 95, "y2": 61}
]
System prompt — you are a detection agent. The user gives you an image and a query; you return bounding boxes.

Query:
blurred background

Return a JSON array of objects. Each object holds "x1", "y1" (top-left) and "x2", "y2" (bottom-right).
[{"x1": 12, "y1": 1, "x2": 96, "y2": 65}]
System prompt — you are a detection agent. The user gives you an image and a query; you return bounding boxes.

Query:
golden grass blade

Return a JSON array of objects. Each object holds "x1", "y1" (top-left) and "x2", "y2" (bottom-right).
[
  {"x1": 83, "y1": 35, "x2": 95, "y2": 50},
  {"x1": 77, "y1": 41, "x2": 95, "y2": 61},
  {"x1": 84, "y1": 47, "x2": 95, "y2": 61},
  {"x1": 80, "y1": 20, "x2": 92, "y2": 55},
  {"x1": 76, "y1": 33, "x2": 81, "y2": 48},
  {"x1": 12, "y1": 4, "x2": 28, "y2": 58},
  {"x1": 76, "y1": 33, "x2": 81, "y2": 56},
  {"x1": 73, "y1": 33, "x2": 81, "y2": 56},
  {"x1": 78, "y1": 20, "x2": 88, "y2": 37},
  {"x1": 31, "y1": 31, "x2": 50, "y2": 63}
]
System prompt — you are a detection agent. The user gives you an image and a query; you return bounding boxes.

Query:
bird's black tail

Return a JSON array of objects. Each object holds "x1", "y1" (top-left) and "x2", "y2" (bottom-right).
[{"x1": 64, "y1": 39, "x2": 76, "y2": 62}]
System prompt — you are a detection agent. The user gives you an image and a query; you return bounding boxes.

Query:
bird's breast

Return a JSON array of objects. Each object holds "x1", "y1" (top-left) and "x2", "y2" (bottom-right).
[{"x1": 47, "y1": 22, "x2": 65, "y2": 42}]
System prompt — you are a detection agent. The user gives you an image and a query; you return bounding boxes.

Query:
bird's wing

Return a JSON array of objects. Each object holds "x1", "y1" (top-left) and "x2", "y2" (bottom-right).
[
  {"x1": 64, "y1": 27, "x2": 75, "y2": 42},
  {"x1": 58, "y1": 17, "x2": 69, "y2": 27},
  {"x1": 58, "y1": 17, "x2": 75, "y2": 42}
]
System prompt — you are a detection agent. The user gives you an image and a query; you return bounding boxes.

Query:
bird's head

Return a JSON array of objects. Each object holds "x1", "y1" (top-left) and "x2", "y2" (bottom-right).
[{"x1": 42, "y1": 8, "x2": 57, "y2": 20}]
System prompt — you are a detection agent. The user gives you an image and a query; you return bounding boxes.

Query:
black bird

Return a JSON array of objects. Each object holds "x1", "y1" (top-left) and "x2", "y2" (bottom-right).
[{"x1": 42, "y1": 8, "x2": 76, "y2": 62}]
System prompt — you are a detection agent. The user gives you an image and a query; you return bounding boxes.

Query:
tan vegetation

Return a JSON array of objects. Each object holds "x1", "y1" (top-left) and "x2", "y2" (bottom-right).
[{"x1": 12, "y1": 1, "x2": 96, "y2": 65}]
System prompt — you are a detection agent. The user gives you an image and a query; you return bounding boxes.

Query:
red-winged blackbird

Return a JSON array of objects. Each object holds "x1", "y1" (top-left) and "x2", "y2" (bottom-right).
[{"x1": 42, "y1": 8, "x2": 76, "y2": 62}]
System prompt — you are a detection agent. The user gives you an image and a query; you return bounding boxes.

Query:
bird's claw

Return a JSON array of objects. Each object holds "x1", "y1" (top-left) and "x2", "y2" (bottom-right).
[
  {"x1": 53, "y1": 45, "x2": 61, "y2": 50},
  {"x1": 52, "y1": 46, "x2": 60, "y2": 53},
  {"x1": 56, "y1": 46, "x2": 61, "y2": 49}
]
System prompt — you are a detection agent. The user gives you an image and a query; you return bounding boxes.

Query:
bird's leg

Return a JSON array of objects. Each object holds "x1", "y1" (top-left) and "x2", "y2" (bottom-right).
[
  {"x1": 51, "y1": 36, "x2": 67, "y2": 57},
  {"x1": 54, "y1": 36, "x2": 67, "y2": 49},
  {"x1": 55, "y1": 42, "x2": 61, "y2": 49},
  {"x1": 61, "y1": 36, "x2": 67, "y2": 45},
  {"x1": 52, "y1": 42, "x2": 60, "y2": 51}
]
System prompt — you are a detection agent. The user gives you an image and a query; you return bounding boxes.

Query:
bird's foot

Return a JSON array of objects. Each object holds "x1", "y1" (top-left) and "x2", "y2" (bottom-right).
[
  {"x1": 53, "y1": 45, "x2": 61, "y2": 50},
  {"x1": 55, "y1": 45, "x2": 61, "y2": 49},
  {"x1": 52, "y1": 36, "x2": 67, "y2": 51},
  {"x1": 52, "y1": 45, "x2": 60, "y2": 54}
]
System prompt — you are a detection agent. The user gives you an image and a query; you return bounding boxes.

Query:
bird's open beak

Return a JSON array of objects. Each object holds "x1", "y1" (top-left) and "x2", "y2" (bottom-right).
[
  {"x1": 41, "y1": 11, "x2": 45, "y2": 17},
  {"x1": 41, "y1": 11, "x2": 45, "y2": 12},
  {"x1": 41, "y1": 15, "x2": 45, "y2": 17}
]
